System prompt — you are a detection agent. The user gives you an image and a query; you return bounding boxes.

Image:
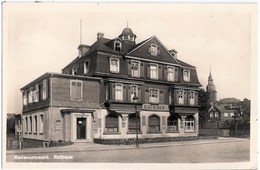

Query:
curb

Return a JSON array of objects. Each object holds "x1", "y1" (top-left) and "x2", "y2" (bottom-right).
[{"x1": 6, "y1": 138, "x2": 249, "y2": 155}]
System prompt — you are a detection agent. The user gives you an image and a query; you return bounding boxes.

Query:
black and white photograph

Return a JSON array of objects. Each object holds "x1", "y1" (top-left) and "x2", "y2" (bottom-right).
[{"x1": 2, "y1": 2, "x2": 258, "y2": 169}]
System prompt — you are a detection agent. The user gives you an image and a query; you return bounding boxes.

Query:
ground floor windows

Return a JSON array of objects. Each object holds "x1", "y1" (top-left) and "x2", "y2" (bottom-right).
[
  {"x1": 128, "y1": 114, "x2": 140, "y2": 132},
  {"x1": 167, "y1": 116, "x2": 179, "y2": 132},
  {"x1": 148, "y1": 115, "x2": 160, "y2": 132},
  {"x1": 185, "y1": 115, "x2": 195, "y2": 132},
  {"x1": 105, "y1": 114, "x2": 119, "y2": 132}
]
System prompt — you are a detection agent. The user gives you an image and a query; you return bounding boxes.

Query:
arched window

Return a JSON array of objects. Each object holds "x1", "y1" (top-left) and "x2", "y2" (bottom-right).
[
  {"x1": 185, "y1": 115, "x2": 195, "y2": 132},
  {"x1": 167, "y1": 116, "x2": 179, "y2": 131},
  {"x1": 148, "y1": 115, "x2": 160, "y2": 132},
  {"x1": 105, "y1": 114, "x2": 119, "y2": 132},
  {"x1": 128, "y1": 114, "x2": 140, "y2": 132}
]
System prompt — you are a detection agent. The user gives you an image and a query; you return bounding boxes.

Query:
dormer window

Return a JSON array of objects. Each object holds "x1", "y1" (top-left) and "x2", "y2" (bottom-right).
[
  {"x1": 72, "y1": 66, "x2": 78, "y2": 75},
  {"x1": 183, "y1": 69, "x2": 190, "y2": 82},
  {"x1": 114, "y1": 40, "x2": 122, "y2": 52},
  {"x1": 149, "y1": 44, "x2": 160, "y2": 56},
  {"x1": 84, "y1": 60, "x2": 89, "y2": 74}
]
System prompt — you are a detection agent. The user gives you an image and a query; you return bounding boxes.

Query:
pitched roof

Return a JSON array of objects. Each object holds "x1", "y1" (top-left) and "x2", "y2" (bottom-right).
[{"x1": 176, "y1": 59, "x2": 195, "y2": 68}]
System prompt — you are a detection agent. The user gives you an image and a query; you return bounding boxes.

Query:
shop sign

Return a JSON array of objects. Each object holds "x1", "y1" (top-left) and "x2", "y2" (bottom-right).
[{"x1": 142, "y1": 104, "x2": 168, "y2": 111}]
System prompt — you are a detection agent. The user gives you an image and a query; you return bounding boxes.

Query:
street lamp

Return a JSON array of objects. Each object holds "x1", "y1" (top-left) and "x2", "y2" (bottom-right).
[{"x1": 132, "y1": 92, "x2": 139, "y2": 148}]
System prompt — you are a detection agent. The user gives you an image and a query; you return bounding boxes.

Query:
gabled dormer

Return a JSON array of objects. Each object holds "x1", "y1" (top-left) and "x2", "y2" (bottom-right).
[{"x1": 113, "y1": 38, "x2": 122, "y2": 52}]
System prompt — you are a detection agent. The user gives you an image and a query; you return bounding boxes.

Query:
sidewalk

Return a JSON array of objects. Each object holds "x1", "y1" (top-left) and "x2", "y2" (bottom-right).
[{"x1": 6, "y1": 137, "x2": 249, "y2": 155}]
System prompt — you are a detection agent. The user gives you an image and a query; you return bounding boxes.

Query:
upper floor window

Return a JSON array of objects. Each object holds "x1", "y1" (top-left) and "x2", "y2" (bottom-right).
[
  {"x1": 114, "y1": 41, "x2": 122, "y2": 52},
  {"x1": 177, "y1": 90, "x2": 184, "y2": 104},
  {"x1": 224, "y1": 113, "x2": 229, "y2": 117},
  {"x1": 167, "y1": 66, "x2": 175, "y2": 82},
  {"x1": 41, "y1": 79, "x2": 48, "y2": 100},
  {"x1": 189, "y1": 91, "x2": 195, "y2": 105},
  {"x1": 70, "y1": 80, "x2": 83, "y2": 101},
  {"x1": 33, "y1": 84, "x2": 39, "y2": 102},
  {"x1": 148, "y1": 44, "x2": 159, "y2": 56},
  {"x1": 23, "y1": 90, "x2": 28, "y2": 106},
  {"x1": 72, "y1": 66, "x2": 78, "y2": 75},
  {"x1": 149, "y1": 88, "x2": 159, "y2": 103},
  {"x1": 210, "y1": 112, "x2": 214, "y2": 118},
  {"x1": 130, "y1": 85, "x2": 138, "y2": 102},
  {"x1": 115, "y1": 83, "x2": 123, "y2": 101},
  {"x1": 183, "y1": 69, "x2": 190, "y2": 82},
  {"x1": 230, "y1": 112, "x2": 235, "y2": 118},
  {"x1": 110, "y1": 58, "x2": 120, "y2": 73},
  {"x1": 84, "y1": 60, "x2": 89, "y2": 74},
  {"x1": 150, "y1": 63, "x2": 158, "y2": 79},
  {"x1": 215, "y1": 112, "x2": 219, "y2": 118},
  {"x1": 131, "y1": 60, "x2": 140, "y2": 77}
]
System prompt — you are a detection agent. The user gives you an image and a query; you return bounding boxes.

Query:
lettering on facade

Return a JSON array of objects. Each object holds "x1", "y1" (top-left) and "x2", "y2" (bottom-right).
[
  {"x1": 54, "y1": 120, "x2": 62, "y2": 131},
  {"x1": 142, "y1": 104, "x2": 168, "y2": 111}
]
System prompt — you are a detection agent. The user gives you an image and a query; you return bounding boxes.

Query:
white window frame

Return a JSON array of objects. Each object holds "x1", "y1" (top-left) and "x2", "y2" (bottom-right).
[
  {"x1": 149, "y1": 88, "x2": 159, "y2": 104},
  {"x1": 177, "y1": 90, "x2": 184, "y2": 104},
  {"x1": 150, "y1": 63, "x2": 158, "y2": 80},
  {"x1": 110, "y1": 58, "x2": 120, "y2": 73},
  {"x1": 131, "y1": 60, "x2": 140, "y2": 77},
  {"x1": 84, "y1": 60, "x2": 89, "y2": 74},
  {"x1": 167, "y1": 66, "x2": 175, "y2": 82},
  {"x1": 70, "y1": 80, "x2": 83, "y2": 101},
  {"x1": 130, "y1": 85, "x2": 138, "y2": 102},
  {"x1": 114, "y1": 40, "x2": 122, "y2": 52},
  {"x1": 115, "y1": 83, "x2": 123, "y2": 101},
  {"x1": 185, "y1": 117, "x2": 195, "y2": 132},
  {"x1": 149, "y1": 44, "x2": 158, "y2": 56},
  {"x1": 183, "y1": 69, "x2": 190, "y2": 82},
  {"x1": 189, "y1": 91, "x2": 195, "y2": 105}
]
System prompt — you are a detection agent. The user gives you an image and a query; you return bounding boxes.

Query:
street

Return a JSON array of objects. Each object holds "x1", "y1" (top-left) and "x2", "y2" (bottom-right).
[{"x1": 6, "y1": 139, "x2": 249, "y2": 163}]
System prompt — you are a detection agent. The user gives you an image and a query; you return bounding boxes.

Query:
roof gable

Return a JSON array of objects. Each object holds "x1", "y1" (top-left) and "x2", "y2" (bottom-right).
[{"x1": 127, "y1": 36, "x2": 179, "y2": 65}]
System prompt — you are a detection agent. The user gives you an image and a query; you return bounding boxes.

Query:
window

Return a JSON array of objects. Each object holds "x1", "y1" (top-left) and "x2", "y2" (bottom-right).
[
  {"x1": 34, "y1": 115, "x2": 37, "y2": 133},
  {"x1": 149, "y1": 44, "x2": 159, "y2": 56},
  {"x1": 150, "y1": 64, "x2": 158, "y2": 79},
  {"x1": 148, "y1": 115, "x2": 160, "y2": 132},
  {"x1": 39, "y1": 115, "x2": 44, "y2": 133},
  {"x1": 84, "y1": 60, "x2": 89, "y2": 74},
  {"x1": 115, "y1": 83, "x2": 123, "y2": 101},
  {"x1": 167, "y1": 116, "x2": 179, "y2": 131},
  {"x1": 189, "y1": 91, "x2": 195, "y2": 105},
  {"x1": 25, "y1": 117, "x2": 28, "y2": 132},
  {"x1": 128, "y1": 114, "x2": 140, "y2": 132},
  {"x1": 129, "y1": 35, "x2": 134, "y2": 41},
  {"x1": 70, "y1": 80, "x2": 83, "y2": 101},
  {"x1": 110, "y1": 58, "x2": 120, "y2": 73},
  {"x1": 29, "y1": 116, "x2": 32, "y2": 133},
  {"x1": 131, "y1": 60, "x2": 140, "y2": 77},
  {"x1": 114, "y1": 41, "x2": 121, "y2": 52},
  {"x1": 149, "y1": 89, "x2": 159, "y2": 103},
  {"x1": 105, "y1": 114, "x2": 119, "y2": 132},
  {"x1": 224, "y1": 113, "x2": 229, "y2": 117},
  {"x1": 130, "y1": 85, "x2": 138, "y2": 102},
  {"x1": 28, "y1": 87, "x2": 33, "y2": 103},
  {"x1": 33, "y1": 84, "x2": 39, "y2": 102},
  {"x1": 185, "y1": 115, "x2": 195, "y2": 132},
  {"x1": 23, "y1": 90, "x2": 27, "y2": 105},
  {"x1": 72, "y1": 66, "x2": 78, "y2": 75},
  {"x1": 215, "y1": 112, "x2": 219, "y2": 118},
  {"x1": 210, "y1": 112, "x2": 214, "y2": 118},
  {"x1": 42, "y1": 79, "x2": 48, "y2": 100},
  {"x1": 230, "y1": 112, "x2": 235, "y2": 117},
  {"x1": 183, "y1": 70, "x2": 190, "y2": 82},
  {"x1": 177, "y1": 90, "x2": 184, "y2": 104},
  {"x1": 167, "y1": 66, "x2": 175, "y2": 81}
]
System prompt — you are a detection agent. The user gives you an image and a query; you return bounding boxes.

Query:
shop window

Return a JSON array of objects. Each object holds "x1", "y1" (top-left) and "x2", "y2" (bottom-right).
[
  {"x1": 167, "y1": 116, "x2": 179, "y2": 131},
  {"x1": 167, "y1": 66, "x2": 175, "y2": 81},
  {"x1": 148, "y1": 115, "x2": 160, "y2": 132},
  {"x1": 105, "y1": 114, "x2": 119, "y2": 132},
  {"x1": 149, "y1": 89, "x2": 159, "y2": 103},
  {"x1": 70, "y1": 80, "x2": 83, "y2": 101},
  {"x1": 183, "y1": 69, "x2": 190, "y2": 82},
  {"x1": 185, "y1": 115, "x2": 195, "y2": 132},
  {"x1": 110, "y1": 58, "x2": 120, "y2": 73},
  {"x1": 150, "y1": 64, "x2": 158, "y2": 79},
  {"x1": 131, "y1": 60, "x2": 140, "y2": 77},
  {"x1": 128, "y1": 114, "x2": 140, "y2": 132},
  {"x1": 115, "y1": 83, "x2": 123, "y2": 101}
]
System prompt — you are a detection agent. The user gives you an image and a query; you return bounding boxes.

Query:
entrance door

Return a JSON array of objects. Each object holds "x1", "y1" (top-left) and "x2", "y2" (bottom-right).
[{"x1": 76, "y1": 118, "x2": 86, "y2": 139}]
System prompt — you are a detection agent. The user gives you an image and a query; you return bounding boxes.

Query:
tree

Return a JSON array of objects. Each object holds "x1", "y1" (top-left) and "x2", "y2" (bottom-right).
[
  {"x1": 7, "y1": 114, "x2": 16, "y2": 135},
  {"x1": 198, "y1": 88, "x2": 210, "y2": 129}
]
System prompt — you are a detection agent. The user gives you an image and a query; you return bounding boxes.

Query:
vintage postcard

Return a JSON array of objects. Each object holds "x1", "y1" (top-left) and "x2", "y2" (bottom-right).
[{"x1": 2, "y1": 2, "x2": 258, "y2": 169}]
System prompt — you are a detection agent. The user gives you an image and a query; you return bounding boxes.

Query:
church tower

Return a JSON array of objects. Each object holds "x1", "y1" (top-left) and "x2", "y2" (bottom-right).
[{"x1": 206, "y1": 69, "x2": 217, "y2": 103}]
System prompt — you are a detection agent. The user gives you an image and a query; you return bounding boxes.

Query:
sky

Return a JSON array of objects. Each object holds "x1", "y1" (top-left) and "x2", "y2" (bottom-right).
[{"x1": 3, "y1": 3, "x2": 257, "y2": 114}]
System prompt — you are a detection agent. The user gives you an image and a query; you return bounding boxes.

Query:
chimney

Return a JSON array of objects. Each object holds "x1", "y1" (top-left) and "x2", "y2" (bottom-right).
[
  {"x1": 78, "y1": 44, "x2": 90, "y2": 57},
  {"x1": 97, "y1": 32, "x2": 104, "y2": 40},
  {"x1": 169, "y1": 49, "x2": 178, "y2": 58}
]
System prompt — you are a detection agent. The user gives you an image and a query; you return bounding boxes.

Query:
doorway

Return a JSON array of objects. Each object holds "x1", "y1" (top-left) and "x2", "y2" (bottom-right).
[{"x1": 76, "y1": 118, "x2": 86, "y2": 139}]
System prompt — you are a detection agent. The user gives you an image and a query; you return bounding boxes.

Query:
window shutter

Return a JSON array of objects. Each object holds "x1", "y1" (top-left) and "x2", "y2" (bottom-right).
[
  {"x1": 140, "y1": 62, "x2": 144, "y2": 78},
  {"x1": 111, "y1": 83, "x2": 115, "y2": 100},
  {"x1": 158, "y1": 64, "x2": 163, "y2": 80},
  {"x1": 128, "y1": 60, "x2": 132, "y2": 76},
  {"x1": 147, "y1": 64, "x2": 150, "y2": 78},
  {"x1": 159, "y1": 90, "x2": 164, "y2": 104},
  {"x1": 123, "y1": 85, "x2": 127, "y2": 102},
  {"x1": 145, "y1": 89, "x2": 149, "y2": 103}
]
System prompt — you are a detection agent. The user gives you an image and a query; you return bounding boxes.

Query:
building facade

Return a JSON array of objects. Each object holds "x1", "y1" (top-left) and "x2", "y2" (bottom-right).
[{"x1": 20, "y1": 27, "x2": 201, "y2": 144}]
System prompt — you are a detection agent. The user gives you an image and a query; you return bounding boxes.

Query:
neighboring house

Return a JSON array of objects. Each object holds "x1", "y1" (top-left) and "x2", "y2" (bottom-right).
[
  {"x1": 20, "y1": 27, "x2": 202, "y2": 144},
  {"x1": 207, "y1": 103, "x2": 236, "y2": 122}
]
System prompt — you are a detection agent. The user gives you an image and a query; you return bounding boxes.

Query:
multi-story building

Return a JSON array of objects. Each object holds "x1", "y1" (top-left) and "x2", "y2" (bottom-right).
[{"x1": 20, "y1": 27, "x2": 201, "y2": 145}]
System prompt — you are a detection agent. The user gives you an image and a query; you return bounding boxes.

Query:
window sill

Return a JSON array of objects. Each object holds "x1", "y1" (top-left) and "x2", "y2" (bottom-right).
[
  {"x1": 126, "y1": 131, "x2": 142, "y2": 134},
  {"x1": 103, "y1": 132, "x2": 121, "y2": 135},
  {"x1": 147, "y1": 131, "x2": 162, "y2": 134},
  {"x1": 39, "y1": 133, "x2": 44, "y2": 135},
  {"x1": 184, "y1": 131, "x2": 197, "y2": 133},
  {"x1": 166, "y1": 131, "x2": 180, "y2": 133}
]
